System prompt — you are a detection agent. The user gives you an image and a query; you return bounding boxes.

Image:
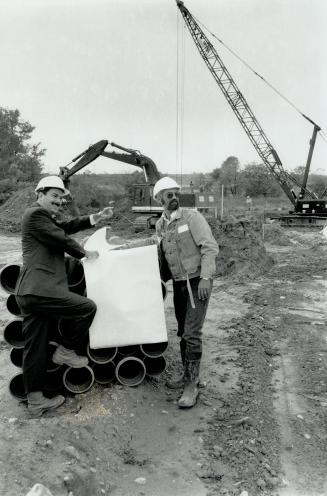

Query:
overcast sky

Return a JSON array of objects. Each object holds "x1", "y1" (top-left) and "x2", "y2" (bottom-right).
[{"x1": 1, "y1": 0, "x2": 326, "y2": 177}]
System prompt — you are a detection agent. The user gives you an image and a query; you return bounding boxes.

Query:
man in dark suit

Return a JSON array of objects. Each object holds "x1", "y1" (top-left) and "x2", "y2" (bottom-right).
[{"x1": 15, "y1": 175, "x2": 113, "y2": 417}]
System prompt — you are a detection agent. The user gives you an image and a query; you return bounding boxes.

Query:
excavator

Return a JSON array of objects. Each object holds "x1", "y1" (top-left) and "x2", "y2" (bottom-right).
[
  {"x1": 58, "y1": 139, "x2": 210, "y2": 231},
  {"x1": 176, "y1": 1, "x2": 326, "y2": 227}
]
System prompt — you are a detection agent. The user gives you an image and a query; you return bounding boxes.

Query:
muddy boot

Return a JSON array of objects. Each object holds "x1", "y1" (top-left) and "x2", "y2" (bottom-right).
[
  {"x1": 52, "y1": 345, "x2": 88, "y2": 368},
  {"x1": 27, "y1": 391, "x2": 65, "y2": 418},
  {"x1": 166, "y1": 341, "x2": 185, "y2": 389},
  {"x1": 166, "y1": 373, "x2": 184, "y2": 389},
  {"x1": 178, "y1": 360, "x2": 200, "y2": 409}
]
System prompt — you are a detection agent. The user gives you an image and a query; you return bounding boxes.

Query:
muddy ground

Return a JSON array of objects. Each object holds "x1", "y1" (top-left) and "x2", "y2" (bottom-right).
[{"x1": 0, "y1": 227, "x2": 327, "y2": 496}]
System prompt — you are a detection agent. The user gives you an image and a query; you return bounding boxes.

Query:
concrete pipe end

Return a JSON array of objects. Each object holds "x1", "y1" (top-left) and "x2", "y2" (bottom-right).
[
  {"x1": 115, "y1": 357, "x2": 146, "y2": 387},
  {"x1": 63, "y1": 365, "x2": 94, "y2": 394},
  {"x1": 6, "y1": 294, "x2": 22, "y2": 317},
  {"x1": 87, "y1": 344, "x2": 118, "y2": 364},
  {"x1": 140, "y1": 341, "x2": 168, "y2": 358},
  {"x1": 0, "y1": 264, "x2": 21, "y2": 294},
  {"x1": 9, "y1": 373, "x2": 27, "y2": 401},
  {"x1": 91, "y1": 362, "x2": 116, "y2": 385},
  {"x1": 4, "y1": 319, "x2": 24, "y2": 348},
  {"x1": 143, "y1": 355, "x2": 167, "y2": 377}
]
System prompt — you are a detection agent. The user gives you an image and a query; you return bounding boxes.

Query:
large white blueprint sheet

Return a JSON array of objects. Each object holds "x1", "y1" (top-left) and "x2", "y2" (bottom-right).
[{"x1": 83, "y1": 227, "x2": 167, "y2": 348}]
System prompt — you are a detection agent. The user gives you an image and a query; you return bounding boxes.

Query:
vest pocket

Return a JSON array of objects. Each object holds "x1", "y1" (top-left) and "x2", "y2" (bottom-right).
[{"x1": 177, "y1": 231, "x2": 196, "y2": 257}]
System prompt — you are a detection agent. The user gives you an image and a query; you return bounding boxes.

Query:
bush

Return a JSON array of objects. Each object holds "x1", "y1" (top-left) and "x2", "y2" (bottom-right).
[{"x1": 69, "y1": 177, "x2": 126, "y2": 214}]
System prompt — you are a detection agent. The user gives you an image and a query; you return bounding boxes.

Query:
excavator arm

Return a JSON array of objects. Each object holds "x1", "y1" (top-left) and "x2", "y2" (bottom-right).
[{"x1": 59, "y1": 140, "x2": 161, "y2": 186}]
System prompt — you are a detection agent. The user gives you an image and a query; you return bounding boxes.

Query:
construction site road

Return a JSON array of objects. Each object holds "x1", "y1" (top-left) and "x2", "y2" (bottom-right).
[{"x1": 0, "y1": 228, "x2": 327, "y2": 496}]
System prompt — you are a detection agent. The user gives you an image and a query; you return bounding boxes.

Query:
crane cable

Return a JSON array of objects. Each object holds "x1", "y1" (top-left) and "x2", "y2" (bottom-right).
[
  {"x1": 175, "y1": 11, "x2": 180, "y2": 181},
  {"x1": 320, "y1": 130, "x2": 327, "y2": 145},
  {"x1": 176, "y1": 11, "x2": 185, "y2": 186},
  {"x1": 192, "y1": 13, "x2": 326, "y2": 145}
]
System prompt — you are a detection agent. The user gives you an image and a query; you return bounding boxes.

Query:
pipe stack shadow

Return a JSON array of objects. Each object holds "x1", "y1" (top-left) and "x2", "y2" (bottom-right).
[{"x1": 1, "y1": 258, "x2": 168, "y2": 404}]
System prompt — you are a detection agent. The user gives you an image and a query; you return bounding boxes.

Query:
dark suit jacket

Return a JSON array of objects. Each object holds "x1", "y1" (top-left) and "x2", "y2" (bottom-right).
[{"x1": 15, "y1": 203, "x2": 92, "y2": 298}]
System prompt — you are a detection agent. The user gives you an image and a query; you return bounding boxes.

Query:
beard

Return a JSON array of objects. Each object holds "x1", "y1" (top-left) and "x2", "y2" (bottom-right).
[{"x1": 167, "y1": 199, "x2": 179, "y2": 211}]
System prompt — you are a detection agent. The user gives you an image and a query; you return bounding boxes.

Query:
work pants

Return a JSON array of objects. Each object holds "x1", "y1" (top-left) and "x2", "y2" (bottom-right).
[
  {"x1": 173, "y1": 276, "x2": 212, "y2": 362},
  {"x1": 16, "y1": 292, "x2": 97, "y2": 394}
]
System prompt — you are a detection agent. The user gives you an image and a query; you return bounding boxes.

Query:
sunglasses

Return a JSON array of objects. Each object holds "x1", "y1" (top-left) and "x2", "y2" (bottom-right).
[{"x1": 165, "y1": 191, "x2": 181, "y2": 199}]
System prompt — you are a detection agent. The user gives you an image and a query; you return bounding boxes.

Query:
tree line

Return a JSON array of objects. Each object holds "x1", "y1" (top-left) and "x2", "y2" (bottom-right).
[
  {"x1": 0, "y1": 106, "x2": 44, "y2": 204},
  {"x1": 0, "y1": 105, "x2": 326, "y2": 208},
  {"x1": 194, "y1": 156, "x2": 327, "y2": 199}
]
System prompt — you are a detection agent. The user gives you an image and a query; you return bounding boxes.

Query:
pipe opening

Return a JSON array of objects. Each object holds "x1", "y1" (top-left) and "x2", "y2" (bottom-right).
[
  {"x1": 115, "y1": 357, "x2": 146, "y2": 387},
  {"x1": 0, "y1": 264, "x2": 21, "y2": 294},
  {"x1": 63, "y1": 366, "x2": 94, "y2": 394},
  {"x1": 92, "y1": 362, "x2": 116, "y2": 385},
  {"x1": 44, "y1": 367, "x2": 65, "y2": 394},
  {"x1": 118, "y1": 345, "x2": 139, "y2": 357},
  {"x1": 144, "y1": 356, "x2": 167, "y2": 377},
  {"x1": 9, "y1": 373, "x2": 27, "y2": 401},
  {"x1": 140, "y1": 341, "x2": 168, "y2": 358},
  {"x1": 6, "y1": 294, "x2": 22, "y2": 316},
  {"x1": 10, "y1": 347, "x2": 23, "y2": 368},
  {"x1": 87, "y1": 344, "x2": 117, "y2": 364},
  {"x1": 4, "y1": 319, "x2": 24, "y2": 348}
]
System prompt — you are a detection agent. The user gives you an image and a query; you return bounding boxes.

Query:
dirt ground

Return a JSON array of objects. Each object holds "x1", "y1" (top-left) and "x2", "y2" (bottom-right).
[{"x1": 1, "y1": 226, "x2": 327, "y2": 496}]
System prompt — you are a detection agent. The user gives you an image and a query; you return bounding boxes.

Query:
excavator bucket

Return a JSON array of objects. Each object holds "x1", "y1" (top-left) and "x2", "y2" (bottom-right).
[{"x1": 60, "y1": 140, "x2": 109, "y2": 183}]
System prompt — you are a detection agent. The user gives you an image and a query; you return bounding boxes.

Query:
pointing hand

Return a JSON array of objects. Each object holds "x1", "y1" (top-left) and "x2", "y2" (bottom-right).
[
  {"x1": 84, "y1": 250, "x2": 99, "y2": 260},
  {"x1": 100, "y1": 206, "x2": 114, "y2": 219}
]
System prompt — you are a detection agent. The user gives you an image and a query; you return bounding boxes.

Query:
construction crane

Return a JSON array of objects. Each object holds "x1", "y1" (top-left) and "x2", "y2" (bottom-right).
[{"x1": 176, "y1": 1, "x2": 326, "y2": 226}]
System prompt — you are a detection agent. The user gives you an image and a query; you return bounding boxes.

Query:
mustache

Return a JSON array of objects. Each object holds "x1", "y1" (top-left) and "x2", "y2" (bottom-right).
[{"x1": 168, "y1": 199, "x2": 179, "y2": 209}]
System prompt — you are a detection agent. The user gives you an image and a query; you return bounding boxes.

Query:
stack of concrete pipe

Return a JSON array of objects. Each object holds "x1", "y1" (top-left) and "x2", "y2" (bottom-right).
[{"x1": 0, "y1": 259, "x2": 168, "y2": 403}]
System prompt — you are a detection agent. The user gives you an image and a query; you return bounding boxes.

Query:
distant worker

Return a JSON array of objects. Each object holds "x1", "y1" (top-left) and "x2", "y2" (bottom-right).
[
  {"x1": 15, "y1": 175, "x2": 113, "y2": 417},
  {"x1": 246, "y1": 195, "x2": 253, "y2": 211},
  {"x1": 154, "y1": 177, "x2": 218, "y2": 408}
]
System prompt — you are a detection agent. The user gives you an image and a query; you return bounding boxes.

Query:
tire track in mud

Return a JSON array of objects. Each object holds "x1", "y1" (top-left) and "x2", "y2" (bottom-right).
[
  {"x1": 274, "y1": 303, "x2": 327, "y2": 496},
  {"x1": 267, "y1": 243, "x2": 327, "y2": 496},
  {"x1": 201, "y1": 285, "x2": 281, "y2": 496},
  {"x1": 201, "y1": 239, "x2": 327, "y2": 496}
]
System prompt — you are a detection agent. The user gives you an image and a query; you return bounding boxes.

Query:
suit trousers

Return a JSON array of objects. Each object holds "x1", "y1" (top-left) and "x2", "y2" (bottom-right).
[
  {"x1": 16, "y1": 292, "x2": 97, "y2": 394},
  {"x1": 173, "y1": 276, "x2": 212, "y2": 362}
]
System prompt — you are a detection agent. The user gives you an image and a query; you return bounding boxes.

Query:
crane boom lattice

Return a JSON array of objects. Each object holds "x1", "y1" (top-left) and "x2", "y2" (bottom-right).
[{"x1": 176, "y1": 1, "x2": 318, "y2": 204}]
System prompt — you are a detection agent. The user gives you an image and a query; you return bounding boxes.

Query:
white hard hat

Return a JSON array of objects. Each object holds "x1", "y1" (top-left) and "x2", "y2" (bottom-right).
[
  {"x1": 35, "y1": 176, "x2": 66, "y2": 193},
  {"x1": 153, "y1": 177, "x2": 181, "y2": 199}
]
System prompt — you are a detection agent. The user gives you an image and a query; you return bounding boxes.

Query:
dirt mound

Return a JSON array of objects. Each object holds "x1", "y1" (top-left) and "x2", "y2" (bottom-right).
[
  {"x1": 0, "y1": 187, "x2": 36, "y2": 232},
  {"x1": 263, "y1": 222, "x2": 299, "y2": 246},
  {"x1": 0, "y1": 188, "x2": 135, "y2": 234},
  {"x1": 208, "y1": 216, "x2": 273, "y2": 279}
]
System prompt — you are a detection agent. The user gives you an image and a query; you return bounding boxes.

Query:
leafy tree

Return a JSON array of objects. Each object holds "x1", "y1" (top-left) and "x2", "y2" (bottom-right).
[
  {"x1": 211, "y1": 167, "x2": 220, "y2": 182},
  {"x1": 0, "y1": 106, "x2": 45, "y2": 182},
  {"x1": 220, "y1": 156, "x2": 240, "y2": 196},
  {"x1": 293, "y1": 166, "x2": 306, "y2": 176},
  {"x1": 241, "y1": 162, "x2": 281, "y2": 197},
  {"x1": 307, "y1": 176, "x2": 327, "y2": 197}
]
